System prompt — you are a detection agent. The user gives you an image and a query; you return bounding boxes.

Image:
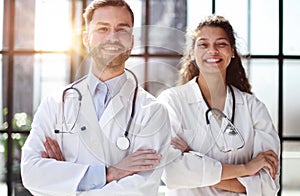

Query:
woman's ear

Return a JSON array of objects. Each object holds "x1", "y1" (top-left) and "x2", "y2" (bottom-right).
[{"x1": 189, "y1": 49, "x2": 195, "y2": 60}]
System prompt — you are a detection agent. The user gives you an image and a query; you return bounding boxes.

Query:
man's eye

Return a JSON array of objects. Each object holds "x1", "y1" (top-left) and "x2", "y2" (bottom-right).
[
  {"x1": 96, "y1": 27, "x2": 108, "y2": 32},
  {"x1": 118, "y1": 28, "x2": 130, "y2": 34}
]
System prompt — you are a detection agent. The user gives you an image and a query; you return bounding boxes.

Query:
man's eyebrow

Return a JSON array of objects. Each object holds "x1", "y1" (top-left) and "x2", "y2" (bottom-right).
[
  {"x1": 197, "y1": 37, "x2": 229, "y2": 41},
  {"x1": 94, "y1": 22, "x2": 131, "y2": 28}
]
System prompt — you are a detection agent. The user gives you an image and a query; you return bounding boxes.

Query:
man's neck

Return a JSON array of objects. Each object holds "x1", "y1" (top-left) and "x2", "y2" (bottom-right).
[{"x1": 93, "y1": 66, "x2": 125, "y2": 82}]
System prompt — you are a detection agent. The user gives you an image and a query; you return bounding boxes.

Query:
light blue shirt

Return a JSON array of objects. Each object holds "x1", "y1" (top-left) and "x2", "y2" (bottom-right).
[{"x1": 78, "y1": 72, "x2": 127, "y2": 191}]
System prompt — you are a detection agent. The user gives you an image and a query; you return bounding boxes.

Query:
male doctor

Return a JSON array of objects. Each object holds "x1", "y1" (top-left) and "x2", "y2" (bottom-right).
[{"x1": 21, "y1": 0, "x2": 170, "y2": 195}]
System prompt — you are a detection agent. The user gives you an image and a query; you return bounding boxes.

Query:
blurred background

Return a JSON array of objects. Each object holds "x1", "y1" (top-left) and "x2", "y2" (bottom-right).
[{"x1": 0, "y1": 0, "x2": 299, "y2": 195}]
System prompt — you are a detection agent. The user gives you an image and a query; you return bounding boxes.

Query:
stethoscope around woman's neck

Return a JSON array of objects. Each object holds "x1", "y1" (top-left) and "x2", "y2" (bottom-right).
[{"x1": 200, "y1": 82, "x2": 236, "y2": 124}]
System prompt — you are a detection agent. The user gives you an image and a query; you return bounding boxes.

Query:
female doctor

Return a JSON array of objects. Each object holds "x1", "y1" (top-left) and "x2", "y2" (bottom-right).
[
  {"x1": 158, "y1": 15, "x2": 280, "y2": 195},
  {"x1": 21, "y1": 1, "x2": 170, "y2": 195}
]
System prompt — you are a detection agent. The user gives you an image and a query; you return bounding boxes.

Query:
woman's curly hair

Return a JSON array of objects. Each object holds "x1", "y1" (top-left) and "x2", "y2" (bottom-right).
[{"x1": 178, "y1": 15, "x2": 252, "y2": 94}]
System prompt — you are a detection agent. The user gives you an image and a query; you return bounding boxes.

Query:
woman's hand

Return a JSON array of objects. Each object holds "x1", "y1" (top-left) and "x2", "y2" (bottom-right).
[
  {"x1": 244, "y1": 150, "x2": 279, "y2": 179},
  {"x1": 171, "y1": 134, "x2": 190, "y2": 153}
]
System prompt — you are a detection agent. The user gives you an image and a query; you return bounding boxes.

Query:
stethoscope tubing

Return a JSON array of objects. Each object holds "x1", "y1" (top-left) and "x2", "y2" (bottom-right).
[{"x1": 56, "y1": 69, "x2": 138, "y2": 143}]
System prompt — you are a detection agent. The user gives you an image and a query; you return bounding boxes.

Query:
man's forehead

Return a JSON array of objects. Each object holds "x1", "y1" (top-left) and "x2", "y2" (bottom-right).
[{"x1": 91, "y1": 6, "x2": 133, "y2": 27}]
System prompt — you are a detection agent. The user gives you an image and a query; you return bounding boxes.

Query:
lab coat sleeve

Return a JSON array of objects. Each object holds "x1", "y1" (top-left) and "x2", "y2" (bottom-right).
[
  {"x1": 79, "y1": 96, "x2": 171, "y2": 196},
  {"x1": 237, "y1": 97, "x2": 280, "y2": 196},
  {"x1": 158, "y1": 90, "x2": 222, "y2": 189},
  {"x1": 21, "y1": 96, "x2": 89, "y2": 196},
  {"x1": 163, "y1": 149, "x2": 222, "y2": 189}
]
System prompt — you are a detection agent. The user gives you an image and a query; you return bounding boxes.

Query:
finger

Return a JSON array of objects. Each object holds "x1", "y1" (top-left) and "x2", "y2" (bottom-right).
[
  {"x1": 131, "y1": 149, "x2": 157, "y2": 157},
  {"x1": 50, "y1": 139, "x2": 64, "y2": 161},
  {"x1": 44, "y1": 139, "x2": 55, "y2": 159},
  {"x1": 129, "y1": 154, "x2": 162, "y2": 168},
  {"x1": 41, "y1": 151, "x2": 48, "y2": 158},
  {"x1": 129, "y1": 165, "x2": 156, "y2": 172},
  {"x1": 266, "y1": 159, "x2": 276, "y2": 179},
  {"x1": 45, "y1": 137, "x2": 64, "y2": 161},
  {"x1": 264, "y1": 150, "x2": 279, "y2": 161},
  {"x1": 171, "y1": 138, "x2": 186, "y2": 149},
  {"x1": 132, "y1": 153, "x2": 162, "y2": 162}
]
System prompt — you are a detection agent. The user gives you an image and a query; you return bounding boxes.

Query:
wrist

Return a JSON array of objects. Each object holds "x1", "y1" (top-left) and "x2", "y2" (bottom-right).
[
  {"x1": 106, "y1": 166, "x2": 116, "y2": 183},
  {"x1": 238, "y1": 164, "x2": 247, "y2": 177}
]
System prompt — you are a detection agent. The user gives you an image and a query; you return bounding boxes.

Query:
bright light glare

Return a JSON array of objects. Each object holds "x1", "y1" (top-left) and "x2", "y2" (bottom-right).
[{"x1": 34, "y1": 0, "x2": 71, "y2": 51}]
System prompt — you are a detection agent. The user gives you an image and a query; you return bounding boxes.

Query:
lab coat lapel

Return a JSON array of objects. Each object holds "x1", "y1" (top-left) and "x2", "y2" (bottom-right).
[
  {"x1": 73, "y1": 78, "x2": 106, "y2": 161},
  {"x1": 74, "y1": 75, "x2": 134, "y2": 164},
  {"x1": 99, "y1": 76, "x2": 135, "y2": 129}
]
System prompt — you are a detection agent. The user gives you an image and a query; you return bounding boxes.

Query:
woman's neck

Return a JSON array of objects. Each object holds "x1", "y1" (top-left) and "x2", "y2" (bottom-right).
[{"x1": 198, "y1": 74, "x2": 227, "y2": 110}]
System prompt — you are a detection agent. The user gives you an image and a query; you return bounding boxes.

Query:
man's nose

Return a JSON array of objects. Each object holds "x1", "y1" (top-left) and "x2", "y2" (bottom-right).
[{"x1": 106, "y1": 30, "x2": 119, "y2": 42}]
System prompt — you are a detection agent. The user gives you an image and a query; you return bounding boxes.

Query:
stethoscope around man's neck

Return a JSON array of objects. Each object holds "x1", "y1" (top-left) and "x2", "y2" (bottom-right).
[{"x1": 54, "y1": 68, "x2": 138, "y2": 151}]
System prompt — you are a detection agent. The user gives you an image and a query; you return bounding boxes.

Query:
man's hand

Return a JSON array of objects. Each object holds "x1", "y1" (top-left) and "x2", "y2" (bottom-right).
[
  {"x1": 41, "y1": 136, "x2": 65, "y2": 161},
  {"x1": 106, "y1": 149, "x2": 162, "y2": 183}
]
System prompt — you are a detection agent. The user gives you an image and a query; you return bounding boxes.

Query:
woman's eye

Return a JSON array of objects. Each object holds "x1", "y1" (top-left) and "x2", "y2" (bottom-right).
[
  {"x1": 197, "y1": 43, "x2": 207, "y2": 48},
  {"x1": 217, "y1": 42, "x2": 228, "y2": 47}
]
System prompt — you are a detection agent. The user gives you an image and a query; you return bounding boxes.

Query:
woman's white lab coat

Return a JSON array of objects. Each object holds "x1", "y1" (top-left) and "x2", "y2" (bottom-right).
[
  {"x1": 21, "y1": 73, "x2": 170, "y2": 196},
  {"x1": 158, "y1": 77, "x2": 280, "y2": 196}
]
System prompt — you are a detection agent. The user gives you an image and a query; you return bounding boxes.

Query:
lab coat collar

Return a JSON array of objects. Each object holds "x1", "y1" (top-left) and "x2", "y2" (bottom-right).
[
  {"x1": 99, "y1": 72, "x2": 136, "y2": 129},
  {"x1": 186, "y1": 77, "x2": 204, "y2": 104},
  {"x1": 185, "y1": 77, "x2": 244, "y2": 106}
]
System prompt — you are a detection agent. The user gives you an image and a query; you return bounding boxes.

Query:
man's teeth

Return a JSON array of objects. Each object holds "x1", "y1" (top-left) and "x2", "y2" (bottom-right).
[{"x1": 105, "y1": 47, "x2": 120, "y2": 51}]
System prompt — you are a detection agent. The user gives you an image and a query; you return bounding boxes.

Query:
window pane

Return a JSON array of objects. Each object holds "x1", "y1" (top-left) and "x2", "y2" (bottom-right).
[
  {"x1": 0, "y1": 133, "x2": 7, "y2": 194},
  {"x1": 250, "y1": 0, "x2": 279, "y2": 55},
  {"x1": 34, "y1": 0, "x2": 72, "y2": 51},
  {"x1": 216, "y1": 0, "x2": 249, "y2": 55},
  {"x1": 247, "y1": 59, "x2": 278, "y2": 127},
  {"x1": 148, "y1": 0, "x2": 187, "y2": 54},
  {"x1": 13, "y1": 55, "x2": 34, "y2": 116},
  {"x1": 148, "y1": 57, "x2": 180, "y2": 97},
  {"x1": 125, "y1": 57, "x2": 146, "y2": 86},
  {"x1": 187, "y1": 0, "x2": 212, "y2": 29},
  {"x1": 282, "y1": 141, "x2": 300, "y2": 193},
  {"x1": 33, "y1": 54, "x2": 70, "y2": 110},
  {"x1": 0, "y1": 0, "x2": 3, "y2": 50},
  {"x1": 0, "y1": 55, "x2": 3, "y2": 127},
  {"x1": 283, "y1": 0, "x2": 300, "y2": 55},
  {"x1": 283, "y1": 60, "x2": 300, "y2": 137},
  {"x1": 14, "y1": 0, "x2": 35, "y2": 50},
  {"x1": 127, "y1": 0, "x2": 143, "y2": 54}
]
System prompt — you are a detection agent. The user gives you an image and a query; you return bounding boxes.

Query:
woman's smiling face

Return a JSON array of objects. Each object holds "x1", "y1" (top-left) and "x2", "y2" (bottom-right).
[{"x1": 192, "y1": 26, "x2": 234, "y2": 75}]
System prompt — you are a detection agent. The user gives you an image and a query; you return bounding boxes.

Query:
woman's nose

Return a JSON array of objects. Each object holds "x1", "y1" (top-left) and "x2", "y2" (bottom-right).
[{"x1": 207, "y1": 46, "x2": 219, "y2": 55}]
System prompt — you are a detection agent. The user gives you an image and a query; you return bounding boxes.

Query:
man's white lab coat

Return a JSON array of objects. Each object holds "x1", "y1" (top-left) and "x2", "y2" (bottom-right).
[{"x1": 21, "y1": 73, "x2": 170, "y2": 196}]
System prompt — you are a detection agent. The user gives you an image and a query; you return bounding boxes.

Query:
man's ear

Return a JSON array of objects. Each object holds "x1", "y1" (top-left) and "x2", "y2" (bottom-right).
[
  {"x1": 82, "y1": 30, "x2": 89, "y2": 49},
  {"x1": 131, "y1": 34, "x2": 134, "y2": 50}
]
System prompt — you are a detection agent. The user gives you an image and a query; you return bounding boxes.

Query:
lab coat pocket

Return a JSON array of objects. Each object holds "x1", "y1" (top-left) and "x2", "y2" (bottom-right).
[{"x1": 61, "y1": 124, "x2": 80, "y2": 162}]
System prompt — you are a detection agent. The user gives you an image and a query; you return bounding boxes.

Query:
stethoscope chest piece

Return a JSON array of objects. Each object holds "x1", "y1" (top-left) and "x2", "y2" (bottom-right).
[{"x1": 117, "y1": 136, "x2": 130, "y2": 150}]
